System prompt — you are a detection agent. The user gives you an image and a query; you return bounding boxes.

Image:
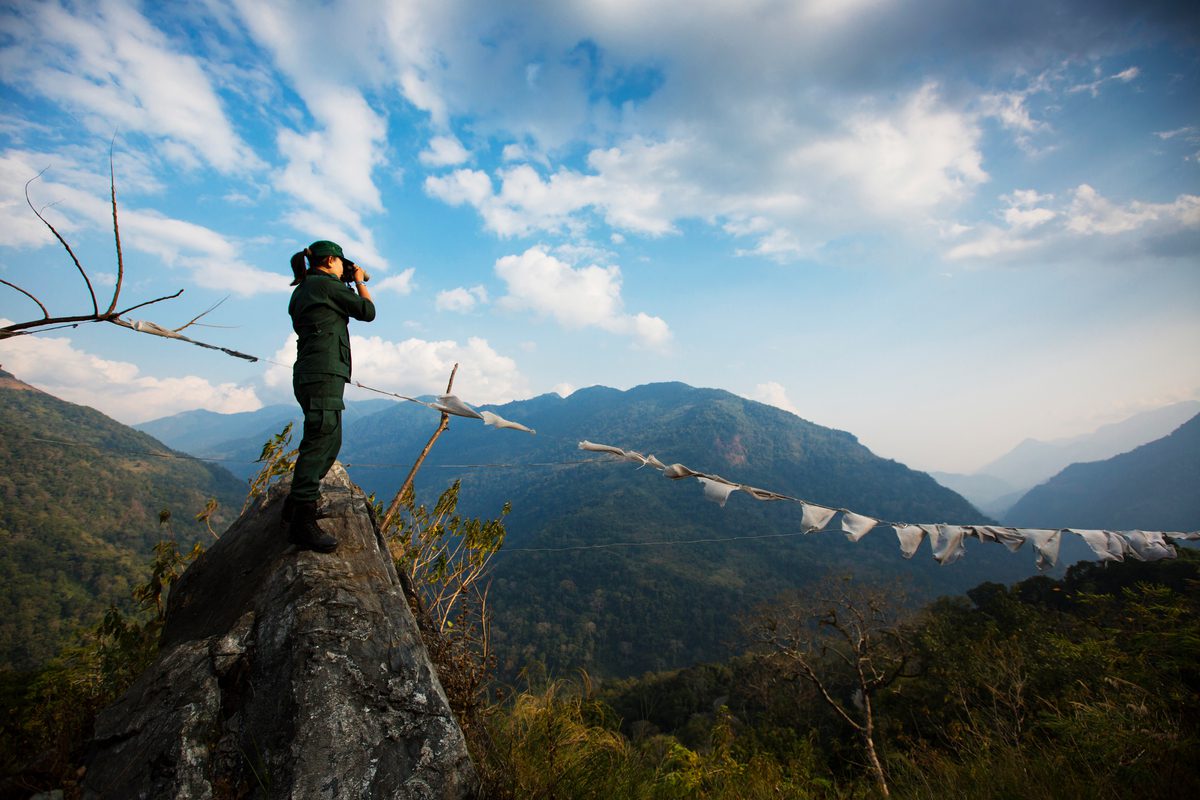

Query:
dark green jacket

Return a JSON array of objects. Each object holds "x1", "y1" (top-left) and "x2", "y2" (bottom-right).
[{"x1": 289, "y1": 273, "x2": 376, "y2": 381}]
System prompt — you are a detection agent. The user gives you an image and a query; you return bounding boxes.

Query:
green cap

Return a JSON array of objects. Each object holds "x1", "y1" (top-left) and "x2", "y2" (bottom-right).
[{"x1": 308, "y1": 240, "x2": 347, "y2": 261}]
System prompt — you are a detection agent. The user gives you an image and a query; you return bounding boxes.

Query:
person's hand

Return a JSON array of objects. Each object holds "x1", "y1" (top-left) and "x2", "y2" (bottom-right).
[{"x1": 347, "y1": 262, "x2": 365, "y2": 283}]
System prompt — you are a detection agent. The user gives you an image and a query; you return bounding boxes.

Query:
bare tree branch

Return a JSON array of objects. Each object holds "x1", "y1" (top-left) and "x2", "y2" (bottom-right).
[
  {"x1": 0, "y1": 278, "x2": 49, "y2": 319},
  {"x1": 174, "y1": 296, "x2": 228, "y2": 332},
  {"x1": 112, "y1": 289, "x2": 186, "y2": 317},
  {"x1": 24, "y1": 172, "x2": 97, "y2": 315},
  {"x1": 105, "y1": 146, "x2": 124, "y2": 315},
  {"x1": 750, "y1": 579, "x2": 914, "y2": 798},
  {"x1": 2, "y1": 162, "x2": 199, "y2": 342}
]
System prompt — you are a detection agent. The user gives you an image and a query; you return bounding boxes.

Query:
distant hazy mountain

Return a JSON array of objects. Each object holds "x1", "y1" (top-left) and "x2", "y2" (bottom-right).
[
  {"x1": 981, "y1": 401, "x2": 1200, "y2": 489},
  {"x1": 336, "y1": 382, "x2": 1034, "y2": 678},
  {"x1": 137, "y1": 398, "x2": 394, "y2": 479},
  {"x1": 928, "y1": 471, "x2": 1017, "y2": 517},
  {"x1": 0, "y1": 370, "x2": 246, "y2": 670},
  {"x1": 1005, "y1": 413, "x2": 1200, "y2": 531},
  {"x1": 933, "y1": 400, "x2": 1200, "y2": 515}
]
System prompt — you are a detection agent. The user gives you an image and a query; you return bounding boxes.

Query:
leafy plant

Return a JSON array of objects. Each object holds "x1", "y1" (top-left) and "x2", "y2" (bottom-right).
[{"x1": 244, "y1": 422, "x2": 297, "y2": 509}]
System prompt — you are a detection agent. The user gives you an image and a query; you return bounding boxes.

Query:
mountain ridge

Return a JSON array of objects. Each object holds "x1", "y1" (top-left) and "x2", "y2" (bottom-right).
[{"x1": 1005, "y1": 412, "x2": 1200, "y2": 530}]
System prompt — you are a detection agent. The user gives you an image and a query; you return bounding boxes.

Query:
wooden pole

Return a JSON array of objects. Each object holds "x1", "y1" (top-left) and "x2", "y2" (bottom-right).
[{"x1": 381, "y1": 363, "x2": 458, "y2": 532}]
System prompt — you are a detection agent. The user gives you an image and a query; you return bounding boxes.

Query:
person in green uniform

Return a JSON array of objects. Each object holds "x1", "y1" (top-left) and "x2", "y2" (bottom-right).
[{"x1": 283, "y1": 240, "x2": 375, "y2": 552}]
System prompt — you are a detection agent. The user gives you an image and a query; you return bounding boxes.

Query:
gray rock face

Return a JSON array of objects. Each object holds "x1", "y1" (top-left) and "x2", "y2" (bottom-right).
[{"x1": 82, "y1": 464, "x2": 479, "y2": 799}]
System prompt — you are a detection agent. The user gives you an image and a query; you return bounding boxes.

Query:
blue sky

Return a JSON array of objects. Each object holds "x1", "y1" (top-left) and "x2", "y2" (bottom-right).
[{"x1": 1, "y1": 0, "x2": 1197, "y2": 473}]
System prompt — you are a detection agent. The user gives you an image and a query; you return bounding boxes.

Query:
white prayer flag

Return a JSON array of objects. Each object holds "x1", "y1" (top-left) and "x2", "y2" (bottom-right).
[
  {"x1": 1021, "y1": 529, "x2": 1063, "y2": 571},
  {"x1": 663, "y1": 463, "x2": 702, "y2": 480},
  {"x1": 972, "y1": 526, "x2": 1027, "y2": 552},
  {"x1": 1070, "y1": 529, "x2": 1130, "y2": 563},
  {"x1": 433, "y1": 394, "x2": 485, "y2": 420},
  {"x1": 841, "y1": 512, "x2": 878, "y2": 542},
  {"x1": 894, "y1": 524, "x2": 926, "y2": 559},
  {"x1": 800, "y1": 503, "x2": 838, "y2": 533},
  {"x1": 932, "y1": 525, "x2": 967, "y2": 565},
  {"x1": 698, "y1": 477, "x2": 739, "y2": 507},
  {"x1": 1122, "y1": 530, "x2": 1176, "y2": 561},
  {"x1": 480, "y1": 410, "x2": 535, "y2": 434}
]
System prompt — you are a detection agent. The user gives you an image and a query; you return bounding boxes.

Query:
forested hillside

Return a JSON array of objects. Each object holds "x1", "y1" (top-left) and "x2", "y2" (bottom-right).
[
  {"x1": 483, "y1": 551, "x2": 1199, "y2": 799},
  {"x1": 0, "y1": 370, "x2": 246, "y2": 670}
]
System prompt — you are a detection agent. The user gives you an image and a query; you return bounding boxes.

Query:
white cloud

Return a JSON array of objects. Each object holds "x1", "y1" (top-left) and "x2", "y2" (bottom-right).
[
  {"x1": 420, "y1": 135, "x2": 470, "y2": 167},
  {"x1": 1069, "y1": 65, "x2": 1141, "y2": 97},
  {"x1": 552, "y1": 382, "x2": 575, "y2": 398},
  {"x1": 798, "y1": 84, "x2": 987, "y2": 216},
  {"x1": 231, "y1": 0, "x2": 390, "y2": 260},
  {"x1": 265, "y1": 331, "x2": 528, "y2": 405},
  {"x1": 494, "y1": 246, "x2": 671, "y2": 348},
  {"x1": 1065, "y1": 184, "x2": 1200, "y2": 235},
  {"x1": 0, "y1": 325, "x2": 261, "y2": 423},
  {"x1": 426, "y1": 84, "x2": 985, "y2": 257},
  {"x1": 1, "y1": 0, "x2": 260, "y2": 173},
  {"x1": 1, "y1": 150, "x2": 289, "y2": 297},
  {"x1": 436, "y1": 285, "x2": 488, "y2": 312},
  {"x1": 373, "y1": 268, "x2": 416, "y2": 296},
  {"x1": 748, "y1": 382, "x2": 801, "y2": 416},
  {"x1": 947, "y1": 185, "x2": 1200, "y2": 261}
]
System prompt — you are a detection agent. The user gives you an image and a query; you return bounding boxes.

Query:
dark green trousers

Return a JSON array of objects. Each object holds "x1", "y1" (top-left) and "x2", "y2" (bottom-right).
[{"x1": 290, "y1": 375, "x2": 347, "y2": 502}]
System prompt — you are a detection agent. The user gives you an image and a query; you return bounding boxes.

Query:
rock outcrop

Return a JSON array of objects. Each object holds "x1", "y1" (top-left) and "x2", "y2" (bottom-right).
[{"x1": 82, "y1": 464, "x2": 478, "y2": 799}]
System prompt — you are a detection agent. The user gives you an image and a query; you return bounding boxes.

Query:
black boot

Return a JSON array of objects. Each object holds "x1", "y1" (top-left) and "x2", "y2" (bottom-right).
[
  {"x1": 281, "y1": 494, "x2": 297, "y2": 526},
  {"x1": 288, "y1": 500, "x2": 338, "y2": 553}
]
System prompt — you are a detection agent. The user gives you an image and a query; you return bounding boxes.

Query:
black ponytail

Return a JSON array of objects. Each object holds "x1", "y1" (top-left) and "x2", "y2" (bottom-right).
[{"x1": 289, "y1": 249, "x2": 310, "y2": 286}]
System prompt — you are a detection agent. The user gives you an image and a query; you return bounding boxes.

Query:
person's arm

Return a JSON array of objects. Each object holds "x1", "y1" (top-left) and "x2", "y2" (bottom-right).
[
  {"x1": 326, "y1": 267, "x2": 376, "y2": 322},
  {"x1": 349, "y1": 263, "x2": 373, "y2": 303}
]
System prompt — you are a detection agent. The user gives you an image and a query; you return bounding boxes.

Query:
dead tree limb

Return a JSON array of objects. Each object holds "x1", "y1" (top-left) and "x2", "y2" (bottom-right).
[
  {"x1": 750, "y1": 578, "x2": 917, "y2": 798},
  {"x1": 381, "y1": 362, "x2": 459, "y2": 532},
  {"x1": 0, "y1": 160, "x2": 188, "y2": 341}
]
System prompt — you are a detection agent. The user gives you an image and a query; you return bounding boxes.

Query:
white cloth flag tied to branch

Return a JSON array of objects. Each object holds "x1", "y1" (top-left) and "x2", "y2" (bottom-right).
[
  {"x1": 349, "y1": 386, "x2": 536, "y2": 434},
  {"x1": 578, "y1": 440, "x2": 1198, "y2": 569},
  {"x1": 429, "y1": 395, "x2": 536, "y2": 433},
  {"x1": 112, "y1": 317, "x2": 259, "y2": 362}
]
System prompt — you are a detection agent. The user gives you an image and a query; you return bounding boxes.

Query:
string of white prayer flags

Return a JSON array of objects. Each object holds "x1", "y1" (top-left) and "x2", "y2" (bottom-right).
[{"x1": 578, "y1": 439, "x2": 1198, "y2": 570}]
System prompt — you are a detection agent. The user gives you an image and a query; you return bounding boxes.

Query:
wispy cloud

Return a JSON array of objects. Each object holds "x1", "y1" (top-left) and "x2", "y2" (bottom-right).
[
  {"x1": 747, "y1": 382, "x2": 801, "y2": 416},
  {"x1": 420, "y1": 135, "x2": 471, "y2": 167},
  {"x1": 1, "y1": 0, "x2": 261, "y2": 173},
  {"x1": 426, "y1": 83, "x2": 987, "y2": 259},
  {"x1": 1, "y1": 150, "x2": 288, "y2": 297},
  {"x1": 946, "y1": 185, "x2": 1200, "y2": 262},
  {"x1": 372, "y1": 268, "x2": 417, "y2": 296},
  {"x1": 1068, "y1": 66, "x2": 1141, "y2": 98}
]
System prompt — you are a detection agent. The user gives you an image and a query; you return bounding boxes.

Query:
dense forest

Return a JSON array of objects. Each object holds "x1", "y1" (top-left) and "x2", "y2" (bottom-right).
[
  {"x1": 0, "y1": 371, "x2": 246, "y2": 669},
  {"x1": 3, "y1": 534, "x2": 1195, "y2": 798}
]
